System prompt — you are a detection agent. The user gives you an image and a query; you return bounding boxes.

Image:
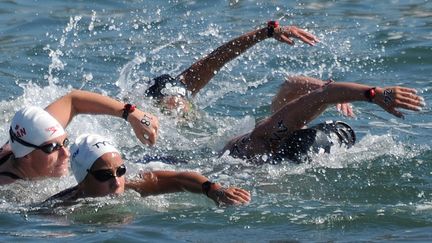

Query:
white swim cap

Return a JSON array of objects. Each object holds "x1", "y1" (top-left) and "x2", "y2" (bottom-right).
[
  {"x1": 70, "y1": 134, "x2": 120, "y2": 183},
  {"x1": 9, "y1": 106, "x2": 65, "y2": 158}
]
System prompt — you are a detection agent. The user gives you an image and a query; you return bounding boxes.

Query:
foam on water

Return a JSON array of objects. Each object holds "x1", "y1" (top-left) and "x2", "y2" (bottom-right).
[
  {"x1": 1, "y1": 76, "x2": 428, "y2": 220},
  {"x1": 0, "y1": 1, "x2": 431, "y2": 241}
]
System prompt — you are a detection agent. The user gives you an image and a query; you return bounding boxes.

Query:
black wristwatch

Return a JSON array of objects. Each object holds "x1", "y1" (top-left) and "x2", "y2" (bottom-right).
[
  {"x1": 202, "y1": 181, "x2": 216, "y2": 197},
  {"x1": 122, "y1": 104, "x2": 136, "y2": 121}
]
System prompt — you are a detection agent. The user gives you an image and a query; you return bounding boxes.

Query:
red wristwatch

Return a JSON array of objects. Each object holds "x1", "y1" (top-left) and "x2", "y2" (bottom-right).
[
  {"x1": 122, "y1": 104, "x2": 136, "y2": 121},
  {"x1": 364, "y1": 87, "x2": 376, "y2": 102},
  {"x1": 267, "y1": 20, "x2": 279, "y2": 37}
]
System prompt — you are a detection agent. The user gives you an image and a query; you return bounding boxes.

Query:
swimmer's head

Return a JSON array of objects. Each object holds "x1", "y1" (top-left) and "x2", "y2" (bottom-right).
[
  {"x1": 9, "y1": 106, "x2": 65, "y2": 158},
  {"x1": 145, "y1": 74, "x2": 191, "y2": 114},
  {"x1": 71, "y1": 134, "x2": 125, "y2": 197}
]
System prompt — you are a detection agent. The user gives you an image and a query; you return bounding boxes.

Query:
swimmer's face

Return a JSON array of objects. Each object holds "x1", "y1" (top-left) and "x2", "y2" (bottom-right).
[
  {"x1": 81, "y1": 152, "x2": 125, "y2": 197},
  {"x1": 160, "y1": 95, "x2": 190, "y2": 114},
  {"x1": 26, "y1": 134, "x2": 70, "y2": 178}
]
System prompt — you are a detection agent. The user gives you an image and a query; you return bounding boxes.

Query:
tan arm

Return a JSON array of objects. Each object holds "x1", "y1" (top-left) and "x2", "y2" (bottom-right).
[
  {"x1": 126, "y1": 170, "x2": 250, "y2": 205},
  {"x1": 44, "y1": 89, "x2": 159, "y2": 145},
  {"x1": 254, "y1": 82, "x2": 424, "y2": 151},
  {"x1": 271, "y1": 76, "x2": 355, "y2": 117},
  {"x1": 178, "y1": 25, "x2": 319, "y2": 95}
]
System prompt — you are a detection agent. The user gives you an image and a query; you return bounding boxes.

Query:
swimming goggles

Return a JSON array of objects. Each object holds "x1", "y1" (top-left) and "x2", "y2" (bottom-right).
[
  {"x1": 87, "y1": 164, "x2": 127, "y2": 182},
  {"x1": 9, "y1": 127, "x2": 69, "y2": 154}
]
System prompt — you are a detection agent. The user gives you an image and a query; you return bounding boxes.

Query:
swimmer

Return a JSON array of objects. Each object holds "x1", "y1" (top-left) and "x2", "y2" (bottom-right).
[
  {"x1": 137, "y1": 20, "x2": 424, "y2": 163},
  {"x1": 142, "y1": 21, "x2": 320, "y2": 114},
  {"x1": 0, "y1": 90, "x2": 159, "y2": 185},
  {"x1": 47, "y1": 134, "x2": 250, "y2": 206},
  {"x1": 222, "y1": 78, "x2": 425, "y2": 162}
]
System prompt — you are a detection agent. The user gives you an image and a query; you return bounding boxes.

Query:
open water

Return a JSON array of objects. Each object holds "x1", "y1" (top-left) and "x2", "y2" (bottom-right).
[{"x1": 0, "y1": 0, "x2": 431, "y2": 242}]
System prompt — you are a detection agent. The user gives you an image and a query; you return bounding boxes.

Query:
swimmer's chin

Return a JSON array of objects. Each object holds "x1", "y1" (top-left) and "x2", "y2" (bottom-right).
[{"x1": 50, "y1": 167, "x2": 69, "y2": 177}]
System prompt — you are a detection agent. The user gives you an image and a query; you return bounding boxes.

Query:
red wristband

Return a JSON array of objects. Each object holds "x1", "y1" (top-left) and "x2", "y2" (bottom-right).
[
  {"x1": 122, "y1": 104, "x2": 136, "y2": 121},
  {"x1": 364, "y1": 87, "x2": 376, "y2": 102},
  {"x1": 267, "y1": 20, "x2": 279, "y2": 37}
]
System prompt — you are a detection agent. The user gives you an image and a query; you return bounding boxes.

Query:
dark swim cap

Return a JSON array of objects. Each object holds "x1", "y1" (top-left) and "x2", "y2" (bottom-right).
[
  {"x1": 274, "y1": 121, "x2": 356, "y2": 163},
  {"x1": 145, "y1": 74, "x2": 187, "y2": 99}
]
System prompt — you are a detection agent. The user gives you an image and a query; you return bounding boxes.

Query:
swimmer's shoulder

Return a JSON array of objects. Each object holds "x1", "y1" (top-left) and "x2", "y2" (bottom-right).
[
  {"x1": 0, "y1": 143, "x2": 19, "y2": 185},
  {"x1": 45, "y1": 185, "x2": 80, "y2": 202},
  {"x1": 0, "y1": 142, "x2": 13, "y2": 166},
  {"x1": 0, "y1": 174, "x2": 17, "y2": 185},
  {"x1": 221, "y1": 133, "x2": 252, "y2": 159}
]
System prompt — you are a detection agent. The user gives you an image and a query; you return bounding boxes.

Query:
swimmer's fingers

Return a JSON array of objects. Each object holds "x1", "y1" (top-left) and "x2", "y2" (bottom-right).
[
  {"x1": 292, "y1": 28, "x2": 319, "y2": 46},
  {"x1": 346, "y1": 104, "x2": 355, "y2": 117},
  {"x1": 141, "y1": 127, "x2": 158, "y2": 146},
  {"x1": 387, "y1": 108, "x2": 404, "y2": 119},
  {"x1": 129, "y1": 110, "x2": 159, "y2": 146},
  {"x1": 336, "y1": 103, "x2": 355, "y2": 117},
  {"x1": 213, "y1": 187, "x2": 251, "y2": 206},
  {"x1": 302, "y1": 30, "x2": 320, "y2": 43},
  {"x1": 275, "y1": 26, "x2": 319, "y2": 46},
  {"x1": 399, "y1": 87, "x2": 418, "y2": 94},
  {"x1": 223, "y1": 188, "x2": 251, "y2": 205},
  {"x1": 237, "y1": 188, "x2": 251, "y2": 203},
  {"x1": 277, "y1": 34, "x2": 294, "y2": 45},
  {"x1": 396, "y1": 93, "x2": 425, "y2": 111},
  {"x1": 226, "y1": 188, "x2": 251, "y2": 204},
  {"x1": 376, "y1": 86, "x2": 425, "y2": 118}
]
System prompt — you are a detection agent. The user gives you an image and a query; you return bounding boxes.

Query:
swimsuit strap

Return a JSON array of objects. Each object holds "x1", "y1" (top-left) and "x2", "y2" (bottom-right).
[
  {"x1": 46, "y1": 185, "x2": 79, "y2": 201},
  {"x1": 0, "y1": 152, "x2": 12, "y2": 166},
  {"x1": 0, "y1": 171, "x2": 22, "y2": 180},
  {"x1": 0, "y1": 152, "x2": 21, "y2": 180}
]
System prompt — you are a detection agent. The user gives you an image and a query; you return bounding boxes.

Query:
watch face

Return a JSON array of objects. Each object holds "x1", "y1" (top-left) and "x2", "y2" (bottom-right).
[
  {"x1": 365, "y1": 88, "x2": 376, "y2": 101},
  {"x1": 268, "y1": 20, "x2": 279, "y2": 28}
]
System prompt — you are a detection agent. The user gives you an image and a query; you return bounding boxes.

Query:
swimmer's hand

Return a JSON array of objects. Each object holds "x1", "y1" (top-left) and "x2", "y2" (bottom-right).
[
  {"x1": 337, "y1": 103, "x2": 355, "y2": 117},
  {"x1": 128, "y1": 109, "x2": 159, "y2": 146},
  {"x1": 374, "y1": 86, "x2": 425, "y2": 119},
  {"x1": 323, "y1": 79, "x2": 355, "y2": 117},
  {"x1": 273, "y1": 25, "x2": 320, "y2": 46},
  {"x1": 208, "y1": 185, "x2": 251, "y2": 206}
]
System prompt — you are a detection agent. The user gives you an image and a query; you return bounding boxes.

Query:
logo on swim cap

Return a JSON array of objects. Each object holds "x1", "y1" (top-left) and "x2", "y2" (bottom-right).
[
  {"x1": 71, "y1": 148, "x2": 80, "y2": 160},
  {"x1": 9, "y1": 107, "x2": 65, "y2": 158},
  {"x1": 70, "y1": 134, "x2": 119, "y2": 183},
  {"x1": 45, "y1": 126, "x2": 59, "y2": 136},
  {"x1": 13, "y1": 125, "x2": 27, "y2": 138},
  {"x1": 92, "y1": 140, "x2": 112, "y2": 149}
]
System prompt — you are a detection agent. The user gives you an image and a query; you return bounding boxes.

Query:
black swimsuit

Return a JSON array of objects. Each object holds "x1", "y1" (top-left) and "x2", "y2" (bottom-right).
[
  {"x1": 273, "y1": 120, "x2": 356, "y2": 163},
  {"x1": 0, "y1": 171, "x2": 21, "y2": 180},
  {"x1": 227, "y1": 120, "x2": 356, "y2": 164},
  {"x1": 0, "y1": 152, "x2": 22, "y2": 180},
  {"x1": 46, "y1": 185, "x2": 79, "y2": 201}
]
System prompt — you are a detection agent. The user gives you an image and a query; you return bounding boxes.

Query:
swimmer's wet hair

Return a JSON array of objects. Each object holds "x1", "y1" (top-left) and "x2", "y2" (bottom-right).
[{"x1": 145, "y1": 74, "x2": 187, "y2": 99}]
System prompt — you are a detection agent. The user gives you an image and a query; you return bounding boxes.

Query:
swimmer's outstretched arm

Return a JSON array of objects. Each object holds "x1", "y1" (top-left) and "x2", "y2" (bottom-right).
[
  {"x1": 177, "y1": 24, "x2": 319, "y2": 95},
  {"x1": 253, "y1": 82, "x2": 425, "y2": 151},
  {"x1": 45, "y1": 90, "x2": 159, "y2": 146},
  {"x1": 271, "y1": 76, "x2": 355, "y2": 117},
  {"x1": 126, "y1": 171, "x2": 251, "y2": 206}
]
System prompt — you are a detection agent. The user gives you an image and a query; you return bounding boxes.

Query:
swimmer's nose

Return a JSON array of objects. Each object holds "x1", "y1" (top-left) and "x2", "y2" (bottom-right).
[
  {"x1": 60, "y1": 146, "x2": 70, "y2": 158},
  {"x1": 110, "y1": 176, "x2": 121, "y2": 189}
]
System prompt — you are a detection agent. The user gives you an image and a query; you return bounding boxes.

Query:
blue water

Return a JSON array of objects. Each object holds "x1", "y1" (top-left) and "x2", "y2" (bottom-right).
[{"x1": 1, "y1": 0, "x2": 431, "y2": 242}]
